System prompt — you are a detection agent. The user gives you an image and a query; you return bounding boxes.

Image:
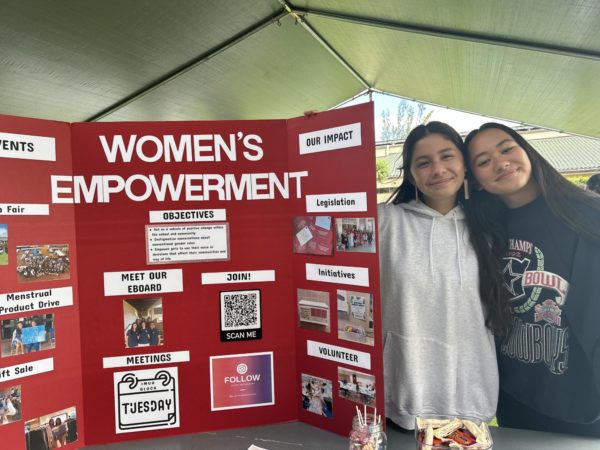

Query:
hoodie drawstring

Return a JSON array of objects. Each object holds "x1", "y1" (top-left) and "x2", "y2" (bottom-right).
[
  {"x1": 454, "y1": 213, "x2": 464, "y2": 287},
  {"x1": 429, "y1": 217, "x2": 436, "y2": 278}
]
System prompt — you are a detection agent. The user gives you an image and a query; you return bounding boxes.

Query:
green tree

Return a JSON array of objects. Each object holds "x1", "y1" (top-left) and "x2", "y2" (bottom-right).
[{"x1": 376, "y1": 159, "x2": 389, "y2": 183}]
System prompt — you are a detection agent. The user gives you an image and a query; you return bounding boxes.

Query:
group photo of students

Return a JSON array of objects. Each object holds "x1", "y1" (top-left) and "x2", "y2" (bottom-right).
[{"x1": 123, "y1": 298, "x2": 164, "y2": 349}]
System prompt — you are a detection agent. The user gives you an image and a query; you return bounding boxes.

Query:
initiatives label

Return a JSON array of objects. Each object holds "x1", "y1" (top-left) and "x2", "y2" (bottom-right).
[
  {"x1": 103, "y1": 351, "x2": 190, "y2": 369},
  {"x1": 0, "y1": 203, "x2": 49, "y2": 215},
  {"x1": 103, "y1": 269, "x2": 183, "y2": 296},
  {"x1": 305, "y1": 192, "x2": 367, "y2": 212},
  {"x1": 149, "y1": 209, "x2": 226, "y2": 223},
  {"x1": 306, "y1": 263, "x2": 369, "y2": 287},
  {"x1": 0, "y1": 357, "x2": 54, "y2": 383},
  {"x1": 201, "y1": 270, "x2": 275, "y2": 285},
  {"x1": 146, "y1": 223, "x2": 229, "y2": 264},
  {"x1": 299, "y1": 122, "x2": 362, "y2": 154},
  {"x1": 0, "y1": 131, "x2": 56, "y2": 161},
  {"x1": 307, "y1": 340, "x2": 371, "y2": 370},
  {"x1": 0, "y1": 286, "x2": 73, "y2": 316}
]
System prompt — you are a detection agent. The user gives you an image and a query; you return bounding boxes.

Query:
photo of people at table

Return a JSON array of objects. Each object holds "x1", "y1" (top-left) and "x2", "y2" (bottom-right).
[
  {"x1": 301, "y1": 373, "x2": 333, "y2": 419},
  {"x1": 1, "y1": 314, "x2": 56, "y2": 357},
  {"x1": 0, "y1": 224, "x2": 7, "y2": 266},
  {"x1": 24, "y1": 406, "x2": 77, "y2": 450},
  {"x1": 338, "y1": 367, "x2": 376, "y2": 408},
  {"x1": 0, "y1": 385, "x2": 21, "y2": 426},
  {"x1": 337, "y1": 289, "x2": 374, "y2": 346},
  {"x1": 123, "y1": 297, "x2": 164, "y2": 348},
  {"x1": 335, "y1": 217, "x2": 376, "y2": 253},
  {"x1": 16, "y1": 244, "x2": 70, "y2": 283}
]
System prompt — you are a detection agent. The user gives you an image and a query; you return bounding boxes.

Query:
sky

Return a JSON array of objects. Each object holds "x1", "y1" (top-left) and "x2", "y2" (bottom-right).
[{"x1": 343, "y1": 92, "x2": 519, "y2": 140}]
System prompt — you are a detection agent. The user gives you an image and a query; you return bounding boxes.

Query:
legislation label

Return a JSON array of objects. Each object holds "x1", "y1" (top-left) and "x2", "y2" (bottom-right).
[{"x1": 305, "y1": 192, "x2": 367, "y2": 212}]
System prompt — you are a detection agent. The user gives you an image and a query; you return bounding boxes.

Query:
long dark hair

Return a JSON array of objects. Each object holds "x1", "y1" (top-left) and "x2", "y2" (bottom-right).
[
  {"x1": 388, "y1": 122, "x2": 465, "y2": 204},
  {"x1": 465, "y1": 123, "x2": 600, "y2": 247},
  {"x1": 388, "y1": 121, "x2": 511, "y2": 334}
]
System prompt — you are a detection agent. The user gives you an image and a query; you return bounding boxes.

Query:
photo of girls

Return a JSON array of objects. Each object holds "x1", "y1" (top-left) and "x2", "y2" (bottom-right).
[
  {"x1": 378, "y1": 122, "x2": 509, "y2": 430},
  {"x1": 0, "y1": 385, "x2": 21, "y2": 426},
  {"x1": 16, "y1": 244, "x2": 70, "y2": 283},
  {"x1": 123, "y1": 298, "x2": 163, "y2": 349},
  {"x1": 1, "y1": 315, "x2": 56, "y2": 358},
  {"x1": 301, "y1": 373, "x2": 333, "y2": 419},
  {"x1": 335, "y1": 218, "x2": 376, "y2": 253},
  {"x1": 466, "y1": 123, "x2": 600, "y2": 437},
  {"x1": 24, "y1": 406, "x2": 77, "y2": 450},
  {"x1": 0, "y1": 224, "x2": 7, "y2": 265}
]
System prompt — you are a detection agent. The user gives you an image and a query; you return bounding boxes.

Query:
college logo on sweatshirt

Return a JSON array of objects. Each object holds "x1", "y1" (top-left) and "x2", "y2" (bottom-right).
[{"x1": 500, "y1": 238, "x2": 570, "y2": 375}]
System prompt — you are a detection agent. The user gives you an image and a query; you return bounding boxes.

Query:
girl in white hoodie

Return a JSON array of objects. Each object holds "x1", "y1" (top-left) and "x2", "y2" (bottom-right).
[{"x1": 378, "y1": 122, "x2": 509, "y2": 429}]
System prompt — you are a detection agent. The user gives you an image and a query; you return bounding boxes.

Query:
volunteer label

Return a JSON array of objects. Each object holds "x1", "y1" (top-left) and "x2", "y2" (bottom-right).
[
  {"x1": 0, "y1": 203, "x2": 50, "y2": 215},
  {"x1": 201, "y1": 270, "x2": 275, "y2": 285},
  {"x1": 103, "y1": 351, "x2": 190, "y2": 369},
  {"x1": 0, "y1": 286, "x2": 73, "y2": 316},
  {"x1": 0, "y1": 131, "x2": 56, "y2": 161},
  {"x1": 0, "y1": 357, "x2": 54, "y2": 382},
  {"x1": 306, "y1": 192, "x2": 367, "y2": 212},
  {"x1": 306, "y1": 263, "x2": 369, "y2": 287},
  {"x1": 114, "y1": 367, "x2": 179, "y2": 433},
  {"x1": 299, "y1": 123, "x2": 362, "y2": 154},
  {"x1": 146, "y1": 223, "x2": 229, "y2": 263},
  {"x1": 149, "y1": 208, "x2": 226, "y2": 223},
  {"x1": 103, "y1": 269, "x2": 183, "y2": 296},
  {"x1": 307, "y1": 340, "x2": 371, "y2": 370}
]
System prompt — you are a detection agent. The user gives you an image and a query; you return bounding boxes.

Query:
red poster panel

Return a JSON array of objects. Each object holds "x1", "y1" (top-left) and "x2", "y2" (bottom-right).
[
  {"x1": 287, "y1": 103, "x2": 385, "y2": 435},
  {"x1": 70, "y1": 119, "x2": 299, "y2": 445},
  {"x1": 0, "y1": 115, "x2": 85, "y2": 450}
]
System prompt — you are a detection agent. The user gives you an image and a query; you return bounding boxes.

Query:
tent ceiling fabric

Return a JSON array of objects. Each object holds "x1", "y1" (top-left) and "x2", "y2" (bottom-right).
[{"x1": 1, "y1": 1, "x2": 599, "y2": 137}]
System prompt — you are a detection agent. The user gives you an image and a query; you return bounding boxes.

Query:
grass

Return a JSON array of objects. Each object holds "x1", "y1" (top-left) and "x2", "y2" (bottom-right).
[{"x1": 0, "y1": 253, "x2": 8, "y2": 265}]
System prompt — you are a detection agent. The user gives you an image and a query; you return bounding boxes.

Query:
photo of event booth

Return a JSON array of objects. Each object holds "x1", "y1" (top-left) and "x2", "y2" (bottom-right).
[{"x1": 24, "y1": 406, "x2": 78, "y2": 450}]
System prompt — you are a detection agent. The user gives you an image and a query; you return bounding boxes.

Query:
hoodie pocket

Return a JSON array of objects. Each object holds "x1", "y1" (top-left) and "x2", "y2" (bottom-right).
[{"x1": 383, "y1": 331, "x2": 458, "y2": 416}]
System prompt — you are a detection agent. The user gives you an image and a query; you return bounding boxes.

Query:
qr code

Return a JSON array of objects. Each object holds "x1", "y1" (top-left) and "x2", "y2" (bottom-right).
[{"x1": 220, "y1": 290, "x2": 261, "y2": 331}]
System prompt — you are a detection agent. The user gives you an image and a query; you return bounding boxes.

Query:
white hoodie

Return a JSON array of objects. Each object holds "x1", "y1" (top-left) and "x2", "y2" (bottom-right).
[{"x1": 378, "y1": 200, "x2": 498, "y2": 429}]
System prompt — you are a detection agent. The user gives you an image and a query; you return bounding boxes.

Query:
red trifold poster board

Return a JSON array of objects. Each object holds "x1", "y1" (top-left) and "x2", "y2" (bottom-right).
[{"x1": 0, "y1": 102, "x2": 383, "y2": 449}]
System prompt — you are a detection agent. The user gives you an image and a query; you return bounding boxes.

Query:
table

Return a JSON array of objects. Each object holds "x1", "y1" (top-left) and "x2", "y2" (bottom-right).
[{"x1": 85, "y1": 420, "x2": 600, "y2": 449}]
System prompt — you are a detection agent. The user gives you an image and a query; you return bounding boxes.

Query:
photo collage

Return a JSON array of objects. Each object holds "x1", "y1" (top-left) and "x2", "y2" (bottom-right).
[{"x1": 295, "y1": 215, "x2": 378, "y2": 420}]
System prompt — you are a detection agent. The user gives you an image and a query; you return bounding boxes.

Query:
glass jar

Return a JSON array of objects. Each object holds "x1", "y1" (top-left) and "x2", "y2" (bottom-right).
[{"x1": 349, "y1": 413, "x2": 387, "y2": 450}]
